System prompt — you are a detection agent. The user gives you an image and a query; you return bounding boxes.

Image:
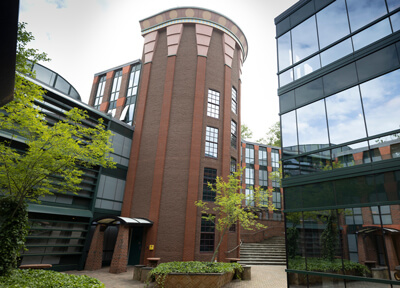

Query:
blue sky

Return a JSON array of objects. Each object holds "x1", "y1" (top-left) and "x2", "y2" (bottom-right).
[{"x1": 19, "y1": 0, "x2": 297, "y2": 141}]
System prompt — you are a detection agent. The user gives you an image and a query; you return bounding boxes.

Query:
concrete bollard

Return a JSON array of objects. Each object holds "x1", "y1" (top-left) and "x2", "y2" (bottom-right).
[
  {"x1": 242, "y1": 265, "x2": 251, "y2": 280},
  {"x1": 140, "y1": 267, "x2": 154, "y2": 282},
  {"x1": 133, "y1": 265, "x2": 146, "y2": 281}
]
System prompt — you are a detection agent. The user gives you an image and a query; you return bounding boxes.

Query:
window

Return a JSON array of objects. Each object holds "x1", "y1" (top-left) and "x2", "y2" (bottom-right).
[
  {"x1": 230, "y1": 158, "x2": 236, "y2": 174},
  {"x1": 271, "y1": 149, "x2": 280, "y2": 187},
  {"x1": 391, "y1": 143, "x2": 400, "y2": 158},
  {"x1": 207, "y1": 90, "x2": 220, "y2": 119},
  {"x1": 363, "y1": 149, "x2": 382, "y2": 164},
  {"x1": 203, "y1": 168, "x2": 217, "y2": 201},
  {"x1": 94, "y1": 75, "x2": 106, "y2": 109},
  {"x1": 231, "y1": 87, "x2": 237, "y2": 114},
  {"x1": 371, "y1": 206, "x2": 392, "y2": 225},
  {"x1": 205, "y1": 127, "x2": 218, "y2": 158},
  {"x1": 259, "y1": 169, "x2": 268, "y2": 188},
  {"x1": 200, "y1": 215, "x2": 215, "y2": 252},
  {"x1": 231, "y1": 120, "x2": 237, "y2": 149},
  {"x1": 107, "y1": 70, "x2": 122, "y2": 116},
  {"x1": 245, "y1": 145, "x2": 254, "y2": 164},
  {"x1": 245, "y1": 187, "x2": 254, "y2": 206},
  {"x1": 259, "y1": 147, "x2": 268, "y2": 166},
  {"x1": 345, "y1": 208, "x2": 363, "y2": 225},
  {"x1": 121, "y1": 65, "x2": 141, "y2": 125},
  {"x1": 245, "y1": 168, "x2": 254, "y2": 186}
]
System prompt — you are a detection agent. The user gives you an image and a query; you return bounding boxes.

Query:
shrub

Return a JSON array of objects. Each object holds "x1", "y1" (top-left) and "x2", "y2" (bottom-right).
[
  {"x1": 0, "y1": 269, "x2": 105, "y2": 288},
  {"x1": 148, "y1": 261, "x2": 242, "y2": 288},
  {"x1": 0, "y1": 197, "x2": 29, "y2": 276}
]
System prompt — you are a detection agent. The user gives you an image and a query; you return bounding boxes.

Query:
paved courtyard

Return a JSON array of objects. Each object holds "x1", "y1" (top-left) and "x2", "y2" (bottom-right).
[{"x1": 67, "y1": 265, "x2": 287, "y2": 288}]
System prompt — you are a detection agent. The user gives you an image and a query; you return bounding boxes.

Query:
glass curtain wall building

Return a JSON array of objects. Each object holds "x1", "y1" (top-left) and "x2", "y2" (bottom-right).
[{"x1": 276, "y1": 0, "x2": 400, "y2": 287}]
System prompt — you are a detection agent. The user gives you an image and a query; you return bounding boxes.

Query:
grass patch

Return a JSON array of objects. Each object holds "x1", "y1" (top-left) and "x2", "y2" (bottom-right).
[{"x1": 0, "y1": 269, "x2": 105, "y2": 288}]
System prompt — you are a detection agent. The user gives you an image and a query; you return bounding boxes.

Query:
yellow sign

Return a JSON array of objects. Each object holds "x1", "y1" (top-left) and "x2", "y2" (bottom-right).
[{"x1": 149, "y1": 245, "x2": 154, "y2": 250}]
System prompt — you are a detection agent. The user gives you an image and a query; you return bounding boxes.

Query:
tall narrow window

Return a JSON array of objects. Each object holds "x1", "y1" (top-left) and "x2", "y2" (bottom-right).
[
  {"x1": 259, "y1": 169, "x2": 268, "y2": 187},
  {"x1": 231, "y1": 87, "x2": 237, "y2": 114},
  {"x1": 231, "y1": 120, "x2": 237, "y2": 148},
  {"x1": 271, "y1": 149, "x2": 280, "y2": 187},
  {"x1": 200, "y1": 215, "x2": 215, "y2": 252},
  {"x1": 107, "y1": 70, "x2": 122, "y2": 116},
  {"x1": 203, "y1": 168, "x2": 217, "y2": 201},
  {"x1": 230, "y1": 158, "x2": 237, "y2": 174},
  {"x1": 259, "y1": 147, "x2": 268, "y2": 166},
  {"x1": 245, "y1": 145, "x2": 254, "y2": 164},
  {"x1": 272, "y1": 188, "x2": 282, "y2": 220},
  {"x1": 94, "y1": 75, "x2": 106, "y2": 109},
  {"x1": 205, "y1": 127, "x2": 218, "y2": 158},
  {"x1": 207, "y1": 89, "x2": 220, "y2": 119},
  {"x1": 121, "y1": 65, "x2": 141, "y2": 125}
]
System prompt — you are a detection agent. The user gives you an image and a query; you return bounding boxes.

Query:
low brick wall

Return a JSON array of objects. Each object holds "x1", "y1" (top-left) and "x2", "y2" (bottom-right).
[
  {"x1": 241, "y1": 221, "x2": 285, "y2": 243},
  {"x1": 155, "y1": 271, "x2": 234, "y2": 288}
]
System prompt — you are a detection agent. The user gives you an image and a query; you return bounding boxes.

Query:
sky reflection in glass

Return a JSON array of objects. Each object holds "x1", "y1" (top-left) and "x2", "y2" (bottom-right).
[
  {"x1": 281, "y1": 111, "x2": 298, "y2": 152},
  {"x1": 352, "y1": 19, "x2": 392, "y2": 51},
  {"x1": 346, "y1": 0, "x2": 387, "y2": 32},
  {"x1": 292, "y1": 16, "x2": 319, "y2": 64}
]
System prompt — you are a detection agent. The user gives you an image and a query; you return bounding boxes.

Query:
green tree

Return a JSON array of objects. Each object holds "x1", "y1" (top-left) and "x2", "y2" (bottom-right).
[
  {"x1": 195, "y1": 167, "x2": 274, "y2": 262},
  {"x1": 241, "y1": 124, "x2": 253, "y2": 140},
  {"x1": 0, "y1": 23, "x2": 115, "y2": 275},
  {"x1": 256, "y1": 121, "x2": 281, "y2": 147}
]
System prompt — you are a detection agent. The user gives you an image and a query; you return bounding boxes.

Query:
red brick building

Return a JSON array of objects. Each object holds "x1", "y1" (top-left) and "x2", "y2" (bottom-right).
[{"x1": 86, "y1": 7, "x2": 248, "y2": 273}]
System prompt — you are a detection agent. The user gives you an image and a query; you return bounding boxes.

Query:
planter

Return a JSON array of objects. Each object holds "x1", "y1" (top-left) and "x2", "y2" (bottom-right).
[{"x1": 155, "y1": 271, "x2": 234, "y2": 288}]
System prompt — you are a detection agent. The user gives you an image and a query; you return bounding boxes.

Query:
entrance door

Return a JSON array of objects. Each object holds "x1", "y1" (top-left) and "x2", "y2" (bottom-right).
[{"x1": 128, "y1": 227, "x2": 143, "y2": 265}]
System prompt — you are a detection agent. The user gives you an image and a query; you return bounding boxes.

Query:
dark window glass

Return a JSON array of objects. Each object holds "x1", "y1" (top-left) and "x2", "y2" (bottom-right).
[
  {"x1": 325, "y1": 86, "x2": 367, "y2": 145},
  {"x1": 200, "y1": 215, "x2": 215, "y2": 252},
  {"x1": 283, "y1": 158, "x2": 300, "y2": 177},
  {"x1": 203, "y1": 168, "x2": 217, "y2": 201},
  {"x1": 387, "y1": 0, "x2": 400, "y2": 11},
  {"x1": 371, "y1": 206, "x2": 392, "y2": 224},
  {"x1": 297, "y1": 99, "x2": 329, "y2": 151},
  {"x1": 316, "y1": 0, "x2": 350, "y2": 49},
  {"x1": 299, "y1": 152, "x2": 331, "y2": 175},
  {"x1": 94, "y1": 75, "x2": 106, "y2": 109},
  {"x1": 392, "y1": 143, "x2": 400, "y2": 158},
  {"x1": 301, "y1": 182, "x2": 334, "y2": 209},
  {"x1": 205, "y1": 127, "x2": 218, "y2": 158},
  {"x1": 272, "y1": 189, "x2": 281, "y2": 210},
  {"x1": 279, "y1": 90, "x2": 295, "y2": 113},
  {"x1": 231, "y1": 87, "x2": 237, "y2": 114},
  {"x1": 346, "y1": 0, "x2": 388, "y2": 32},
  {"x1": 352, "y1": 18, "x2": 392, "y2": 51},
  {"x1": 320, "y1": 38, "x2": 353, "y2": 66},
  {"x1": 245, "y1": 145, "x2": 254, "y2": 164},
  {"x1": 284, "y1": 188, "x2": 302, "y2": 210},
  {"x1": 230, "y1": 158, "x2": 236, "y2": 174},
  {"x1": 356, "y1": 44, "x2": 399, "y2": 82},
  {"x1": 231, "y1": 120, "x2": 237, "y2": 149},
  {"x1": 122, "y1": 65, "x2": 141, "y2": 125},
  {"x1": 207, "y1": 89, "x2": 220, "y2": 119},
  {"x1": 335, "y1": 175, "x2": 376, "y2": 206},
  {"x1": 54, "y1": 76, "x2": 70, "y2": 95},
  {"x1": 277, "y1": 31, "x2": 292, "y2": 71},
  {"x1": 279, "y1": 69, "x2": 293, "y2": 87},
  {"x1": 245, "y1": 168, "x2": 254, "y2": 186},
  {"x1": 259, "y1": 147, "x2": 268, "y2": 166},
  {"x1": 291, "y1": 16, "x2": 319, "y2": 64},
  {"x1": 391, "y1": 11, "x2": 400, "y2": 31},
  {"x1": 345, "y1": 208, "x2": 363, "y2": 225},
  {"x1": 281, "y1": 111, "x2": 298, "y2": 154},
  {"x1": 293, "y1": 55, "x2": 320, "y2": 80},
  {"x1": 259, "y1": 169, "x2": 268, "y2": 187},
  {"x1": 295, "y1": 78, "x2": 324, "y2": 106},
  {"x1": 363, "y1": 148, "x2": 382, "y2": 163},
  {"x1": 360, "y1": 69, "x2": 400, "y2": 136},
  {"x1": 245, "y1": 186, "x2": 254, "y2": 207},
  {"x1": 32, "y1": 63, "x2": 56, "y2": 86},
  {"x1": 322, "y1": 63, "x2": 358, "y2": 96},
  {"x1": 331, "y1": 145, "x2": 358, "y2": 168}
]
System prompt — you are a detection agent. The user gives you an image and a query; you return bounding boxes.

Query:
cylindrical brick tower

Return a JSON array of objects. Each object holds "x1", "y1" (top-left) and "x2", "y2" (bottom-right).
[{"x1": 113, "y1": 7, "x2": 248, "y2": 271}]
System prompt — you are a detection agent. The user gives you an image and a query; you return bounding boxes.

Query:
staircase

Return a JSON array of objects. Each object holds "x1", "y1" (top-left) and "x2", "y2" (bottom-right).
[{"x1": 239, "y1": 237, "x2": 286, "y2": 265}]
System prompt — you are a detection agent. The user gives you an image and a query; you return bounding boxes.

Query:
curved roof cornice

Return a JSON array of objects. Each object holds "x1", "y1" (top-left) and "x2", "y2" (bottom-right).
[{"x1": 139, "y1": 7, "x2": 248, "y2": 61}]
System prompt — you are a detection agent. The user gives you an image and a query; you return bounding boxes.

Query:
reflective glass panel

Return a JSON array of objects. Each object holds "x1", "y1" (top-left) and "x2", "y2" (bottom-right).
[
  {"x1": 323, "y1": 63, "x2": 358, "y2": 97},
  {"x1": 331, "y1": 142, "x2": 370, "y2": 169},
  {"x1": 296, "y1": 100, "x2": 329, "y2": 150},
  {"x1": 295, "y1": 78, "x2": 324, "y2": 106},
  {"x1": 320, "y1": 38, "x2": 353, "y2": 66},
  {"x1": 359, "y1": 69, "x2": 400, "y2": 136},
  {"x1": 335, "y1": 175, "x2": 376, "y2": 206},
  {"x1": 316, "y1": 0, "x2": 350, "y2": 49},
  {"x1": 391, "y1": 11, "x2": 400, "y2": 31},
  {"x1": 279, "y1": 90, "x2": 295, "y2": 113},
  {"x1": 299, "y1": 151, "x2": 332, "y2": 175},
  {"x1": 281, "y1": 111, "x2": 298, "y2": 154},
  {"x1": 277, "y1": 31, "x2": 292, "y2": 71},
  {"x1": 283, "y1": 158, "x2": 300, "y2": 178},
  {"x1": 369, "y1": 134, "x2": 400, "y2": 163},
  {"x1": 291, "y1": 16, "x2": 319, "y2": 63},
  {"x1": 325, "y1": 87, "x2": 367, "y2": 145},
  {"x1": 279, "y1": 69, "x2": 293, "y2": 87},
  {"x1": 387, "y1": 0, "x2": 400, "y2": 11},
  {"x1": 346, "y1": 0, "x2": 388, "y2": 32},
  {"x1": 54, "y1": 76, "x2": 70, "y2": 95},
  {"x1": 352, "y1": 18, "x2": 392, "y2": 51},
  {"x1": 294, "y1": 55, "x2": 320, "y2": 80}
]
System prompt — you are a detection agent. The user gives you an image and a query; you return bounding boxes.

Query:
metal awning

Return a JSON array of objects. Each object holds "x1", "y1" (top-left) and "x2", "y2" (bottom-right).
[
  {"x1": 356, "y1": 226, "x2": 400, "y2": 234},
  {"x1": 92, "y1": 215, "x2": 153, "y2": 226}
]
